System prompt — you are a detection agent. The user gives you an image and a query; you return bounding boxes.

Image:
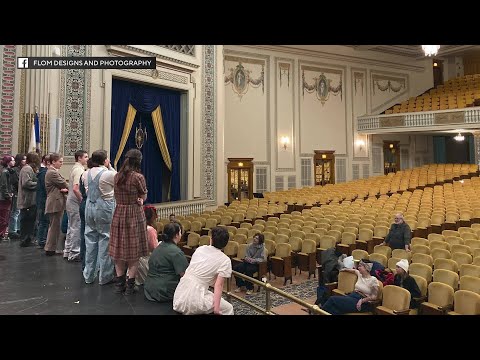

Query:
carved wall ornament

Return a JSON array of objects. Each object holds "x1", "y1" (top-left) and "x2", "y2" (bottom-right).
[
  {"x1": 372, "y1": 74, "x2": 406, "y2": 94},
  {"x1": 225, "y1": 62, "x2": 264, "y2": 99},
  {"x1": 354, "y1": 72, "x2": 364, "y2": 96},
  {"x1": 279, "y1": 63, "x2": 290, "y2": 88},
  {"x1": 302, "y1": 69, "x2": 342, "y2": 105}
]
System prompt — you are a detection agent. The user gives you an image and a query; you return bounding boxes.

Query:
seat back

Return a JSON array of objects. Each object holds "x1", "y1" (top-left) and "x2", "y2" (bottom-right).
[
  {"x1": 224, "y1": 241, "x2": 239, "y2": 257},
  {"x1": 409, "y1": 263, "x2": 433, "y2": 283},
  {"x1": 336, "y1": 271, "x2": 357, "y2": 293},
  {"x1": 369, "y1": 253, "x2": 387, "y2": 267},
  {"x1": 274, "y1": 243, "x2": 292, "y2": 258},
  {"x1": 433, "y1": 269, "x2": 459, "y2": 290},
  {"x1": 411, "y1": 253, "x2": 433, "y2": 267},
  {"x1": 459, "y1": 264, "x2": 480, "y2": 278},
  {"x1": 460, "y1": 275, "x2": 480, "y2": 294},
  {"x1": 410, "y1": 274, "x2": 428, "y2": 297},
  {"x1": 434, "y1": 258, "x2": 458, "y2": 273},
  {"x1": 392, "y1": 249, "x2": 411, "y2": 261},
  {"x1": 186, "y1": 232, "x2": 201, "y2": 247},
  {"x1": 427, "y1": 281, "x2": 454, "y2": 307},
  {"x1": 236, "y1": 243, "x2": 248, "y2": 260},
  {"x1": 300, "y1": 239, "x2": 316, "y2": 254},
  {"x1": 382, "y1": 285, "x2": 411, "y2": 311},
  {"x1": 352, "y1": 249, "x2": 369, "y2": 261},
  {"x1": 374, "y1": 245, "x2": 392, "y2": 258},
  {"x1": 452, "y1": 290, "x2": 480, "y2": 315}
]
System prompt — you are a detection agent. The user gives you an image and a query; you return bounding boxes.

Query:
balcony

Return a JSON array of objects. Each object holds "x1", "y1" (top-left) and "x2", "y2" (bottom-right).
[{"x1": 357, "y1": 107, "x2": 480, "y2": 134}]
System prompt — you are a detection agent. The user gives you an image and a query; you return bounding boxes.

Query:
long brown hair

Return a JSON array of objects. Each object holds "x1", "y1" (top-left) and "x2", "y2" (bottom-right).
[
  {"x1": 26, "y1": 152, "x2": 40, "y2": 173},
  {"x1": 117, "y1": 149, "x2": 142, "y2": 185}
]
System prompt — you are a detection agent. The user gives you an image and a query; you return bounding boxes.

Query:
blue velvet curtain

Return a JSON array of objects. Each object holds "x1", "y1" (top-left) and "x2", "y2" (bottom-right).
[
  {"x1": 111, "y1": 78, "x2": 181, "y2": 203},
  {"x1": 433, "y1": 136, "x2": 446, "y2": 164}
]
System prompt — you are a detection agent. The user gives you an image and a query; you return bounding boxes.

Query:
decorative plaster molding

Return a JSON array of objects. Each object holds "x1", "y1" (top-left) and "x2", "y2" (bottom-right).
[
  {"x1": 279, "y1": 63, "x2": 290, "y2": 88},
  {"x1": 122, "y1": 68, "x2": 188, "y2": 84},
  {"x1": 60, "y1": 45, "x2": 91, "y2": 159},
  {"x1": 105, "y1": 45, "x2": 200, "y2": 72},
  {"x1": 274, "y1": 57, "x2": 295, "y2": 172},
  {"x1": 353, "y1": 72, "x2": 364, "y2": 96},
  {"x1": 370, "y1": 70, "x2": 409, "y2": 114},
  {"x1": 158, "y1": 45, "x2": 195, "y2": 57},
  {"x1": 201, "y1": 45, "x2": 217, "y2": 205},
  {"x1": 224, "y1": 62, "x2": 264, "y2": 99},
  {"x1": 253, "y1": 161, "x2": 270, "y2": 165},
  {"x1": 240, "y1": 45, "x2": 426, "y2": 72},
  {"x1": 0, "y1": 45, "x2": 16, "y2": 154},
  {"x1": 372, "y1": 74, "x2": 406, "y2": 94},
  {"x1": 224, "y1": 49, "x2": 271, "y2": 167},
  {"x1": 300, "y1": 153, "x2": 314, "y2": 158},
  {"x1": 302, "y1": 65, "x2": 343, "y2": 104}
]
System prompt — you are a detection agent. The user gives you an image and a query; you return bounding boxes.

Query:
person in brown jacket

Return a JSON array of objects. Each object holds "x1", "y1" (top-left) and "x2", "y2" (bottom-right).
[
  {"x1": 18, "y1": 152, "x2": 40, "y2": 247},
  {"x1": 44, "y1": 153, "x2": 68, "y2": 256}
]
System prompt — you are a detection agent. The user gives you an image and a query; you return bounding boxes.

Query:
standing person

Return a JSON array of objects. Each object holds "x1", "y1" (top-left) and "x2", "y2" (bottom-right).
[
  {"x1": 36, "y1": 154, "x2": 50, "y2": 249},
  {"x1": 8, "y1": 154, "x2": 25, "y2": 239},
  {"x1": 136, "y1": 205, "x2": 160, "y2": 285},
  {"x1": 173, "y1": 226, "x2": 234, "y2": 315},
  {"x1": 233, "y1": 233, "x2": 266, "y2": 295},
  {"x1": 83, "y1": 150, "x2": 116, "y2": 285},
  {"x1": 64, "y1": 150, "x2": 88, "y2": 261},
  {"x1": 381, "y1": 213, "x2": 412, "y2": 251},
  {"x1": 109, "y1": 149, "x2": 148, "y2": 295},
  {"x1": 79, "y1": 159, "x2": 92, "y2": 270},
  {"x1": 0, "y1": 156, "x2": 15, "y2": 241},
  {"x1": 144, "y1": 222, "x2": 188, "y2": 302},
  {"x1": 44, "y1": 153, "x2": 68, "y2": 256},
  {"x1": 17, "y1": 152, "x2": 39, "y2": 247}
]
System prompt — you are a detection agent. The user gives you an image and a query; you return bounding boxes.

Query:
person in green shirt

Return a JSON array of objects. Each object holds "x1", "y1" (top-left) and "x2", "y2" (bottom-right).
[{"x1": 144, "y1": 222, "x2": 189, "y2": 302}]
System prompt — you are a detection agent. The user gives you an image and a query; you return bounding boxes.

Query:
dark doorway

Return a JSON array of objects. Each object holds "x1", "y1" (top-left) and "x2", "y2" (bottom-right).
[
  {"x1": 445, "y1": 136, "x2": 470, "y2": 164},
  {"x1": 433, "y1": 59, "x2": 444, "y2": 88}
]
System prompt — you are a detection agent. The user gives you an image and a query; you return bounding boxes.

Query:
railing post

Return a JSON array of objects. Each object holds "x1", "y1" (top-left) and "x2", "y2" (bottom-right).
[{"x1": 265, "y1": 283, "x2": 272, "y2": 313}]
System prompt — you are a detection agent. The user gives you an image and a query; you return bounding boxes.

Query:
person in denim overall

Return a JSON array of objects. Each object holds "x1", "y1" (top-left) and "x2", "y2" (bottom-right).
[{"x1": 83, "y1": 156, "x2": 115, "y2": 285}]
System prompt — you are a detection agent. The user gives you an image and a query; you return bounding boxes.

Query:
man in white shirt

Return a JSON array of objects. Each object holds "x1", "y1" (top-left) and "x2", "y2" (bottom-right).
[
  {"x1": 65, "y1": 150, "x2": 88, "y2": 261},
  {"x1": 83, "y1": 150, "x2": 116, "y2": 285}
]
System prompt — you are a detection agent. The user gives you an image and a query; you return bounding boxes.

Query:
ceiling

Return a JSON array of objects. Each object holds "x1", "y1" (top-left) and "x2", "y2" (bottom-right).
[{"x1": 349, "y1": 45, "x2": 480, "y2": 59}]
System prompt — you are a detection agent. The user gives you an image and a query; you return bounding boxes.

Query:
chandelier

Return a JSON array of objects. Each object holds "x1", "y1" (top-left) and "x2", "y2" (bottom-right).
[
  {"x1": 422, "y1": 45, "x2": 440, "y2": 57},
  {"x1": 454, "y1": 133, "x2": 465, "y2": 142}
]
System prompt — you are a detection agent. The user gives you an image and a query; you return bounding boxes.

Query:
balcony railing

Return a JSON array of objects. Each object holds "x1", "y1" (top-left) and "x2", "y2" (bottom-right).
[
  {"x1": 153, "y1": 198, "x2": 210, "y2": 220},
  {"x1": 358, "y1": 106, "x2": 480, "y2": 132}
]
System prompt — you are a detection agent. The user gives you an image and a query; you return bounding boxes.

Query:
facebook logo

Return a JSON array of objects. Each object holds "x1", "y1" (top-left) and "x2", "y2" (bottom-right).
[{"x1": 17, "y1": 57, "x2": 28, "y2": 69}]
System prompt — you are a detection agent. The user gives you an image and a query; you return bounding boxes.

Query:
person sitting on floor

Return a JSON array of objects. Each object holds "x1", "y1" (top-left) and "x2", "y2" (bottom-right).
[
  {"x1": 233, "y1": 233, "x2": 266, "y2": 295},
  {"x1": 321, "y1": 260, "x2": 379, "y2": 315},
  {"x1": 135, "y1": 205, "x2": 160, "y2": 285},
  {"x1": 144, "y1": 221, "x2": 188, "y2": 302}
]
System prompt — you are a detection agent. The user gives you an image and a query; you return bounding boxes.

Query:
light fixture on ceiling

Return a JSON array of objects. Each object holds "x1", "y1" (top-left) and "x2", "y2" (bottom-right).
[
  {"x1": 454, "y1": 133, "x2": 465, "y2": 141},
  {"x1": 422, "y1": 45, "x2": 440, "y2": 57}
]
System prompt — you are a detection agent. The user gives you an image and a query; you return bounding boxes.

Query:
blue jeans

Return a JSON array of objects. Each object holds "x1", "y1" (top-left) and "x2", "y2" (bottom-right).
[
  {"x1": 37, "y1": 207, "x2": 49, "y2": 247},
  {"x1": 83, "y1": 198, "x2": 115, "y2": 285},
  {"x1": 9, "y1": 195, "x2": 20, "y2": 233},
  {"x1": 80, "y1": 200, "x2": 86, "y2": 270},
  {"x1": 322, "y1": 292, "x2": 373, "y2": 315}
]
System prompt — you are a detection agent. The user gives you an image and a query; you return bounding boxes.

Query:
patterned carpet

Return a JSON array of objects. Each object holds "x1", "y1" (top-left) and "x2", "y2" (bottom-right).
[{"x1": 229, "y1": 279, "x2": 318, "y2": 315}]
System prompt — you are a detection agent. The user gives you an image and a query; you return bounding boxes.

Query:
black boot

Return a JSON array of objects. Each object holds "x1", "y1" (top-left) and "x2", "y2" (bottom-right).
[
  {"x1": 114, "y1": 275, "x2": 126, "y2": 294},
  {"x1": 124, "y1": 278, "x2": 137, "y2": 295}
]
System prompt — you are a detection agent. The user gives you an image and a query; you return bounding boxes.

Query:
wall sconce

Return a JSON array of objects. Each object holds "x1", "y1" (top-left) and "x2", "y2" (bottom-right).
[
  {"x1": 321, "y1": 154, "x2": 327, "y2": 159},
  {"x1": 454, "y1": 133, "x2": 465, "y2": 142},
  {"x1": 280, "y1": 136, "x2": 289, "y2": 150},
  {"x1": 389, "y1": 143, "x2": 394, "y2": 149},
  {"x1": 355, "y1": 139, "x2": 365, "y2": 152},
  {"x1": 238, "y1": 162, "x2": 243, "y2": 167}
]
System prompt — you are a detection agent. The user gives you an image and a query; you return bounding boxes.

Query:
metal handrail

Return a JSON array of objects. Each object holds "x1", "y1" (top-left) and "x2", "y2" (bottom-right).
[{"x1": 224, "y1": 270, "x2": 330, "y2": 315}]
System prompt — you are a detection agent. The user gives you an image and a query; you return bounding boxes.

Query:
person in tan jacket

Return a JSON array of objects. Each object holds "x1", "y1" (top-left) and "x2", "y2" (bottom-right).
[{"x1": 44, "y1": 153, "x2": 68, "y2": 256}]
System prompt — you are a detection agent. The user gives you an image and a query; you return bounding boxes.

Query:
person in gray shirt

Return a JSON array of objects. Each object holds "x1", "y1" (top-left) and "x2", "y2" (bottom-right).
[{"x1": 381, "y1": 213, "x2": 411, "y2": 251}]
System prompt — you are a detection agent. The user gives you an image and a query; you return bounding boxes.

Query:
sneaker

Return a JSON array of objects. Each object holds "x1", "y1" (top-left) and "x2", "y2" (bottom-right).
[{"x1": 246, "y1": 290, "x2": 254, "y2": 295}]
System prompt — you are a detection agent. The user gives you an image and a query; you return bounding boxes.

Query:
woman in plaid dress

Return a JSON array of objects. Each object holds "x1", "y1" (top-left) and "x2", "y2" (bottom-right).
[{"x1": 109, "y1": 149, "x2": 148, "y2": 295}]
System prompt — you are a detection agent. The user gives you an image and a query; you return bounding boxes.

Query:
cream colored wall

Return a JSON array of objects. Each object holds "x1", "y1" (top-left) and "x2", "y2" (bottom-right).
[{"x1": 223, "y1": 45, "x2": 434, "y2": 196}]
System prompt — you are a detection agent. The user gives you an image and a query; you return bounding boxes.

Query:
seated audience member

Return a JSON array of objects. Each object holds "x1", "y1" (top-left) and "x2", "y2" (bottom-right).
[
  {"x1": 136, "y1": 205, "x2": 160, "y2": 285},
  {"x1": 381, "y1": 213, "x2": 411, "y2": 251},
  {"x1": 173, "y1": 226, "x2": 234, "y2": 315},
  {"x1": 321, "y1": 260, "x2": 379, "y2": 315},
  {"x1": 394, "y1": 259, "x2": 421, "y2": 309},
  {"x1": 169, "y1": 213, "x2": 176, "y2": 222},
  {"x1": 144, "y1": 222, "x2": 188, "y2": 302},
  {"x1": 315, "y1": 248, "x2": 346, "y2": 306},
  {"x1": 234, "y1": 233, "x2": 266, "y2": 295}
]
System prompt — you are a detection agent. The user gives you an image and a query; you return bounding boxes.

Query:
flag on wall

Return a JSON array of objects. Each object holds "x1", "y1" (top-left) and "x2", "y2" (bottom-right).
[
  {"x1": 34, "y1": 112, "x2": 40, "y2": 151},
  {"x1": 28, "y1": 112, "x2": 40, "y2": 153}
]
